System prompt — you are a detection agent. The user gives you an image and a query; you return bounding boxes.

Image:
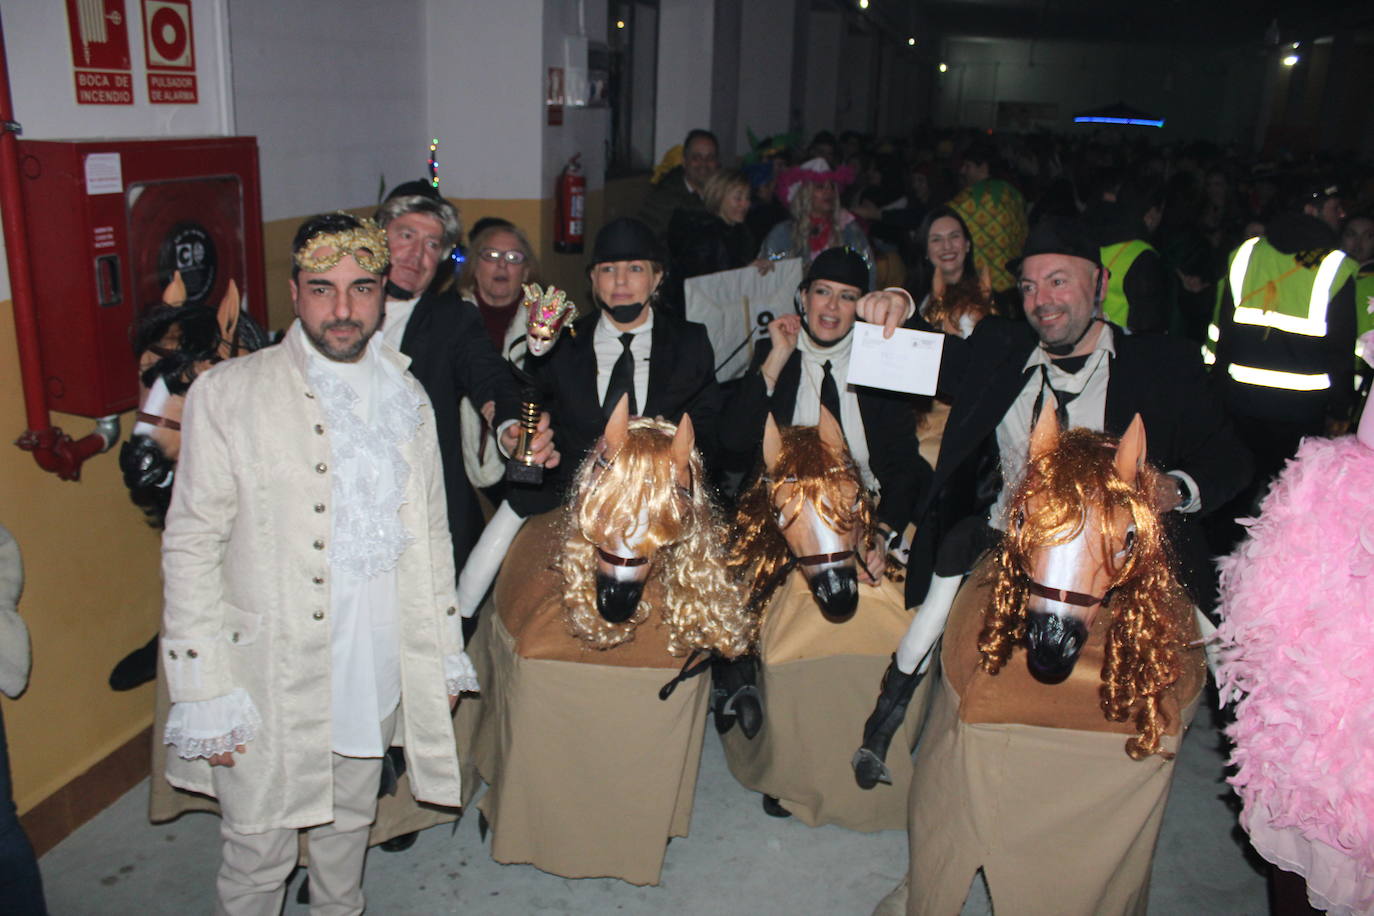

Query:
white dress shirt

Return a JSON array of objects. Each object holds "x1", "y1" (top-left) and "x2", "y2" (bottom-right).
[{"x1": 594, "y1": 309, "x2": 655, "y2": 412}]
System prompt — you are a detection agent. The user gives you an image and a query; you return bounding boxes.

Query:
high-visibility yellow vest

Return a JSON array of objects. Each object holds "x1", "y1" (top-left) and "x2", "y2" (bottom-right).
[
  {"x1": 1355, "y1": 268, "x2": 1374, "y2": 366},
  {"x1": 1203, "y1": 236, "x2": 1355, "y2": 392},
  {"x1": 1099, "y1": 239, "x2": 1155, "y2": 327}
]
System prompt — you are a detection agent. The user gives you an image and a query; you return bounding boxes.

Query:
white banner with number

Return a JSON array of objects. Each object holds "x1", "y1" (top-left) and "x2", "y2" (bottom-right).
[{"x1": 684, "y1": 257, "x2": 804, "y2": 382}]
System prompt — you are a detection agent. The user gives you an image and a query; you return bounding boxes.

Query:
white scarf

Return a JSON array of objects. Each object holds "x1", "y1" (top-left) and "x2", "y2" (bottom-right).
[{"x1": 793, "y1": 327, "x2": 876, "y2": 494}]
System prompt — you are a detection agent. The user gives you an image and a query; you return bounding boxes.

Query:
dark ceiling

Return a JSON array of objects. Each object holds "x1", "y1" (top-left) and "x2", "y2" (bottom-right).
[{"x1": 835, "y1": 0, "x2": 1374, "y2": 47}]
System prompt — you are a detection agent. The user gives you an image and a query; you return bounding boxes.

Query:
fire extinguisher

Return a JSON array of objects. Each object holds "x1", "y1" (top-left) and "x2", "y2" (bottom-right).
[{"x1": 554, "y1": 153, "x2": 585, "y2": 254}]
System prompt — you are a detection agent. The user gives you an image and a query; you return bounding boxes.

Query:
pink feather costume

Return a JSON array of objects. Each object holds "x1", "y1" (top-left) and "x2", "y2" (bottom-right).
[{"x1": 1216, "y1": 344, "x2": 1374, "y2": 915}]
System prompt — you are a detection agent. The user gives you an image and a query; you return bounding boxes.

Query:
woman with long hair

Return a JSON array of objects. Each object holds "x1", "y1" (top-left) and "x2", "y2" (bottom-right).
[
  {"x1": 759, "y1": 158, "x2": 876, "y2": 289},
  {"x1": 913, "y1": 206, "x2": 992, "y2": 339}
]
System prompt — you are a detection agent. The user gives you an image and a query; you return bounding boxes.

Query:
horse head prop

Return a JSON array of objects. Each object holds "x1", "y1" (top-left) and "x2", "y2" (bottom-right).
[
  {"x1": 732, "y1": 408, "x2": 878, "y2": 623},
  {"x1": 120, "y1": 273, "x2": 269, "y2": 525},
  {"x1": 980, "y1": 401, "x2": 1186, "y2": 759},
  {"x1": 557, "y1": 395, "x2": 753, "y2": 657},
  {"x1": 926, "y1": 264, "x2": 994, "y2": 338}
]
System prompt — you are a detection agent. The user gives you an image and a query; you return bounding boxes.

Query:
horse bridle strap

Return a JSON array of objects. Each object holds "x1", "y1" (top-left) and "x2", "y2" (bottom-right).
[
  {"x1": 136, "y1": 411, "x2": 181, "y2": 432},
  {"x1": 1026, "y1": 579, "x2": 1107, "y2": 608},
  {"x1": 795, "y1": 550, "x2": 853, "y2": 567},
  {"x1": 595, "y1": 547, "x2": 649, "y2": 567}
]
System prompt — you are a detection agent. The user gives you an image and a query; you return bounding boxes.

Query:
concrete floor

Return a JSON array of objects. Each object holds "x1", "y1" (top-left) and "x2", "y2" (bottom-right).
[{"x1": 40, "y1": 697, "x2": 1268, "y2": 915}]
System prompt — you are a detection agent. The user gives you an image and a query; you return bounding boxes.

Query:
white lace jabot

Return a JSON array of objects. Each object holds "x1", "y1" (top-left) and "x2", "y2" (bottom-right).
[{"x1": 306, "y1": 338, "x2": 423, "y2": 580}]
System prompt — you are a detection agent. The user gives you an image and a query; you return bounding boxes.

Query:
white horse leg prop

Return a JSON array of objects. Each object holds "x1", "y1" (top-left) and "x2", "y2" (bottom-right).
[
  {"x1": 895, "y1": 573, "x2": 963, "y2": 675},
  {"x1": 1193, "y1": 607, "x2": 1223, "y2": 687},
  {"x1": 456, "y1": 500, "x2": 526, "y2": 619}
]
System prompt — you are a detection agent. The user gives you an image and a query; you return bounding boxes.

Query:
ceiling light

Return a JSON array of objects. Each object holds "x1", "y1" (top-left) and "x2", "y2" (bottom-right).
[
  {"x1": 907, "y1": 37, "x2": 916, "y2": 46},
  {"x1": 1282, "y1": 54, "x2": 1299, "y2": 66},
  {"x1": 858, "y1": 0, "x2": 869, "y2": 9},
  {"x1": 938, "y1": 62, "x2": 948, "y2": 73},
  {"x1": 616, "y1": 19, "x2": 625, "y2": 29}
]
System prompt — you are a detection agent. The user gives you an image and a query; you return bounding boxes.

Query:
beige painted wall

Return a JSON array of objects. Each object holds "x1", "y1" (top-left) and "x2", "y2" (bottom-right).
[{"x1": 1, "y1": 304, "x2": 163, "y2": 813}]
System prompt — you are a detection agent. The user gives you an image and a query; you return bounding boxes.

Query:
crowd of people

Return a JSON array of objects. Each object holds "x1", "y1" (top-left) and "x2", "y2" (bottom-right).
[{"x1": 13, "y1": 121, "x2": 1357, "y2": 916}]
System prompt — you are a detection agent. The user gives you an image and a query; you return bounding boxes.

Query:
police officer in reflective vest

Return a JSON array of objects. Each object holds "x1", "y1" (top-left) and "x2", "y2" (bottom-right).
[{"x1": 1205, "y1": 185, "x2": 1357, "y2": 539}]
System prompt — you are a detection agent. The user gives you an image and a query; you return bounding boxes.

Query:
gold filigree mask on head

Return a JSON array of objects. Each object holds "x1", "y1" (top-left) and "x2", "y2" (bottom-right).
[{"x1": 292, "y1": 214, "x2": 391, "y2": 274}]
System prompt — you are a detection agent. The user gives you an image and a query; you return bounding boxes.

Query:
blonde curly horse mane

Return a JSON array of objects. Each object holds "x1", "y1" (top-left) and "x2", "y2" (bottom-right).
[
  {"x1": 978, "y1": 427, "x2": 1187, "y2": 760},
  {"x1": 729, "y1": 424, "x2": 876, "y2": 622},
  {"x1": 557, "y1": 417, "x2": 753, "y2": 657}
]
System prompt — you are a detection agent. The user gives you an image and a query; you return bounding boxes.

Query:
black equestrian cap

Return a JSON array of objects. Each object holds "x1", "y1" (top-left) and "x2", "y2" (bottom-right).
[
  {"x1": 804, "y1": 247, "x2": 871, "y2": 293},
  {"x1": 589, "y1": 217, "x2": 666, "y2": 267}
]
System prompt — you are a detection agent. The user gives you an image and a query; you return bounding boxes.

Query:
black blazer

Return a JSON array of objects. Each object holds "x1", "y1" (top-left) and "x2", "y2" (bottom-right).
[
  {"x1": 511, "y1": 307, "x2": 722, "y2": 515},
  {"x1": 398, "y1": 288, "x2": 519, "y2": 572},
  {"x1": 720, "y1": 342, "x2": 928, "y2": 533},
  {"x1": 907, "y1": 316, "x2": 1252, "y2": 606}
]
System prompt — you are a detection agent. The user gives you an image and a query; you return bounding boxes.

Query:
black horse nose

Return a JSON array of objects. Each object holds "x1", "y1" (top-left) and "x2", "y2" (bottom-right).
[
  {"x1": 1024, "y1": 611, "x2": 1089, "y2": 684},
  {"x1": 809, "y1": 567, "x2": 859, "y2": 623},
  {"x1": 596, "y1": 576, "x2": 645, "y2": 623}
]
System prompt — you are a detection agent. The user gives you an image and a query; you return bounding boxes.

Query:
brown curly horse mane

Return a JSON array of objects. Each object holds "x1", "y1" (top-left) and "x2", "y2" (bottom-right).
[
  {"x1": 729, "y1": 424, "x2": 877, "y2": 622},
  {"x1": 978, "y1": 427, "x2": 1187, "y2": 759}
]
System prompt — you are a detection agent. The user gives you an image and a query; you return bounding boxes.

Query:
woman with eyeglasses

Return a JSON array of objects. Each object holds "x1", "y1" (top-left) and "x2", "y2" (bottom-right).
[
  {"x1": 510, "y1": 217, "x2": 722, "y2": 517},
  {"x1": 457, "y1": 220, "x2": 541, "y2": 351},
  {"x1": 453, "y1": 221, "x2": 543, "y2": 492}
]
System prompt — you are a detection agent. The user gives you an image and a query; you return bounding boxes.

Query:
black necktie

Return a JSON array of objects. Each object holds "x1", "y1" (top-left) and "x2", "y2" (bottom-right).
[
  {"x1": 604, "y1": 333, "x2": 637, "y2": 417},
  {"x1": 1033, "y1": 362, "x2": 1082, "y2": 429},
  {"x1": 820, "y1": 359, "x2": 843, "y2": 427}
]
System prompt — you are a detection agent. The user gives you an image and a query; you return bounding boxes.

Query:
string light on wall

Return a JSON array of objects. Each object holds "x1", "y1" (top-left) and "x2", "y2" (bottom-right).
[
  {"x1": 938, "y1": 62, "x2": 948, "y2": 73},
  {"x1": 907, "y1": 37, "x2": 916, "y2": 46},
  {"x1": 428, "y1": 137, "x2": 440, "y2": 189},
  {"x1": 858, "y1": 0, "x2": 868, "y2": 9},
  {"x1": 616, "y1": 19, "x2": 625, "y2": 29},
  {"x1": 1282, "y1": 53, "x2": 1299, "y2": 66}
]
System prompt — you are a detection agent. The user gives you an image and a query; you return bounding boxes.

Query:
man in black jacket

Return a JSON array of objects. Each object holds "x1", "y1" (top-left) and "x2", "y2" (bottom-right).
[
  {"x1": 374, "y1": 182, "x2": 556, "y2": 578},
  {"x1": 849, "y1": 216, "x2": 1252, "y2": 787},
  {"x1": 857, "y1": 216, "x2": 1251, "y2": 610}
]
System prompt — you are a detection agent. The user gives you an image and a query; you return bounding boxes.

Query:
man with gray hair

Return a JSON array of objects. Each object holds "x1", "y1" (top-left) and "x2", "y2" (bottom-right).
[{"x1": 373, "y1": 182, "x2": 556, "y2": 587}]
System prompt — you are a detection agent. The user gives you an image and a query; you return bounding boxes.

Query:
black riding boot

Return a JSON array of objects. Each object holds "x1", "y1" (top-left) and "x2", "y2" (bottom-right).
[
  {"x1": 851, "y1": 654, "x2": 923, "y2": 789},
  {"x1": 710, "y1": 654, "x2": 763, "y2": 739}
]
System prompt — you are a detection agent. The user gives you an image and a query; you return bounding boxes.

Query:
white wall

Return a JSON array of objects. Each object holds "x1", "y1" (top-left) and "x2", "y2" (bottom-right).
[
  {"x1": 654, "y1": 0, "x2": 714, "y2": 162},
  {"x1": 425, "y1": 0, "x2": 544, "y2": 203},
  {"x1": 228, "y1": 0, "x2": 427, "y2": 220},
  {"x1": 802, "y1": 10, "x2": 842, "y2": 141},
  {"x1": 542, "y1": 0, "x2": 610, "y2": 193},
  {"x1": 733, "y1": 0, "x2": 795, "y2": 157}
]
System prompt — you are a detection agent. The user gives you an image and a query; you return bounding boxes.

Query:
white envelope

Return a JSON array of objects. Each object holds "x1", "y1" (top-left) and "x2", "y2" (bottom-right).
[{"x1": 846, "y1": 322, "x2": 944, "y2": 396}]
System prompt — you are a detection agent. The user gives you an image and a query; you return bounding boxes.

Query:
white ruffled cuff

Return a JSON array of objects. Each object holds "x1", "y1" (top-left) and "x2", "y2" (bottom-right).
[
  {"x1": 444, "y1": 651, "x2": 480, "y2": 695},
  {"x1": 164, "y1": 687, "x2": 262, "y2": 760}
]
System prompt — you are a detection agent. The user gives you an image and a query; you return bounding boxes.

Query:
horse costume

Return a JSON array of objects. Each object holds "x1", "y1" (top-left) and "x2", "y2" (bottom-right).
[
  {"x1": 720, "y1": 409, "x2": 927, "y2": 830},
  {"x1": 916, "y1": 267, "x2": 994, "y2": 471},
  {"x1": 1216, "y1": 395, "x2": 1374, "y2": 915},
  {"x1": 464, "y1": 400, "x2": 752, "y2": 885},
  {"x1": 889, "y1": 404, "x2": 1204, "y2": 916}
]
